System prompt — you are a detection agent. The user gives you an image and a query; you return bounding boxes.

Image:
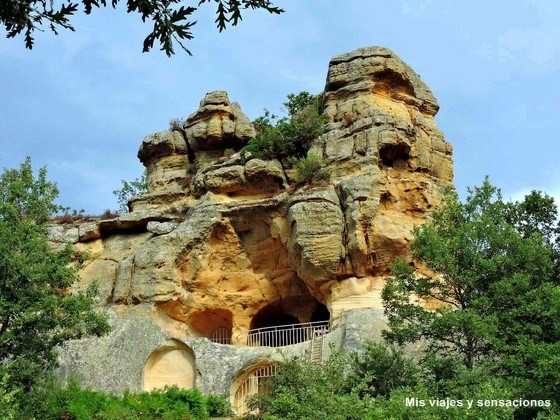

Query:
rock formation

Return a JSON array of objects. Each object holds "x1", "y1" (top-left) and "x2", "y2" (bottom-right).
[{"x1": 51, "y1": 46, "x2": 453, "y2": 403}]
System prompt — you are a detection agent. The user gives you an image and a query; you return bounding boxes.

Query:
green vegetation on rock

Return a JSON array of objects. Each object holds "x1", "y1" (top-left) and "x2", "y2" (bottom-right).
[
  {"x1": 293, "y1": 153, "x2": 330, "y2": 184},
  {"x1": 113, "y1": 169, "x2": 147, "y2": 213},
  {"x1": 242, "y1": 91, "x2": 328, "y2": 162}
]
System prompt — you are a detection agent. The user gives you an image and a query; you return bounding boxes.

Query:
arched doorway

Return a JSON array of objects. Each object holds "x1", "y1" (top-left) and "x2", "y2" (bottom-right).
[
  {"x1": 232, "y1": 362, "x2": 275, "y2": 415},
  {"x1": 249, "y1": 305, "x2": 301, "y2": 347},
  {"x1": 143, "y1": 340, "x2": 196, "y2": 391},
  {"x1": 188, "y1": 308, "x2": 233, "y2": 344},
  {"x1": 246, "y1": 299, "x2": 331, "y2": 347}
]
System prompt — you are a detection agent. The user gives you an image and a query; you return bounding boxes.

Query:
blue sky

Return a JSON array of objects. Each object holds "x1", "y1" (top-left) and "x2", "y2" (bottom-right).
[{"x1": 1, "y1": 0, "x2": 559, "y2": 213}]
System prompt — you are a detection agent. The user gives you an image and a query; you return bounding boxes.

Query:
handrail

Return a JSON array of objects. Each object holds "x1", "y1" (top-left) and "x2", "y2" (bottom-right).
[
  {"x1": 210, "y1": 327, "x2": 231, "y2": 344},
  {"x1": 236, "y1": 320, "x2": 330, "y2": 347}
]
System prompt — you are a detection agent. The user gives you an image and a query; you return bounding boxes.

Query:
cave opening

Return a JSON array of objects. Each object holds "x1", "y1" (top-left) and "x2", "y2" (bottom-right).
[
  {"x1": 188, "y1": 308, "x2": 233, "y2": 344},
  {"x1": 248, "y1": 299, "x2": 330, "y2": 347},
  {"x1": 249, "y1": 304, "x2": 301, "y2": 347},
  {"x1": 311, "y1": 303, "x2": 330, "y2": 323},
  {"x1": 379, "y1": 142, "x2": 411, "y2": 168},
  {"x1": 232, "y1": 362, "x2": 275, "y2": 415}
]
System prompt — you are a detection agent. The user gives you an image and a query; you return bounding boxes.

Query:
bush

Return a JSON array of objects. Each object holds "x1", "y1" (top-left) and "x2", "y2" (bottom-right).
[
  {"x1": 205, "y1": 394, "x2": 235, "y2": 417},
  {"x1": 0, "y1": 372, "x2": 19, "y2": 420},
  {"x1": 242, "y1": 92, "x2": 328, "y2": 161},
  {"x1": 21, "y1": 379, "x2": 233, "y2": 420},
  {"x1": 293, "y1": 154, "x2": 329, "y2": 183},
  {"x1": 246, "y1": 341, "x2": 530, "y2": 419},
  {"x1": 347, "y1": 341, "x2": 419, "y2": 398},
  {"x1": 248, "y1": 352, "x2": 375, "y2": 420},
  {"x1": 113, "y1": 170, "x2": 147, "y2": 213}
]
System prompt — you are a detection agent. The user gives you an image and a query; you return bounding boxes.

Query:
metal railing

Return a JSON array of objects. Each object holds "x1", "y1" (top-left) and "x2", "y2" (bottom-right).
[
  {"x1": 209, "y1": 327, "x2": 231, "y2": 344},
  {"x1": 233, "y1": 364, "x2": 275, "y2": 415},
  {"x1": 238, "y1": 320, "x2": 330, "y2": 347}
]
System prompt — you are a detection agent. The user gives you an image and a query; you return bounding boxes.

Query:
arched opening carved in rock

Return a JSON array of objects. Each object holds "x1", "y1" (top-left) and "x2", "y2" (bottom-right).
[
  {"x1": 188, "y1": 308, "x2": 233, "y2": 344},
  {"x1": 143, "y1": 340, "x2": 196, "y2": 391},
  {"x1": 232, "y1": 362, "x2": 275, "y2": 416},
  {"x1": 248, "y1": 298, "x2": 330, "y2": 347}
]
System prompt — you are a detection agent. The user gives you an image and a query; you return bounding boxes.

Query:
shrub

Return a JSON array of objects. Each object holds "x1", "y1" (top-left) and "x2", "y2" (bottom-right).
[
  {"x1": 113, "y1": 170, "x2": 147, "y2": 213},
  {"x1": 168, "y1": 118, "x2": 183, "y2": 132},
  {"x1": 293, "y1": 154, "x2": 329, "y2": 183},
  {"x1": 242, "y1": 92, "x2": 328, "y2": 161},
  {"x1": 0, "y1": 372, "x2": 19, "y2": 420},
  {"x1": 22, "y1": 379, "x2": 233, "y2": 420},
  {"x1": 247, "y1": 343, "x2": 521, "y2": 419},
  {"x1": 347, "y1": 341, "x2": 419, "y2": 398},
  {"x1": 248, "y1": 352, "x2": 376, "y2": 419},
  {"x1": 205, "y1": 394, "x2": 235, "y2": 417},
  {"x1": 100, "y1": 209, "x2": 120, "y2": 219}
]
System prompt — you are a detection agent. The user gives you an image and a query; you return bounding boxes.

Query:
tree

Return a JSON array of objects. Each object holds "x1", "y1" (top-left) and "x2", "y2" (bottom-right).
[
  {"x1": 113, "y1": 169, "x2": 147, "y2": 213},
  {"x1": 0, "y1": 0, "x2": 283, "y2": 56},
  {"x1": 0, "y1": 158, "x2": 109, "y2": 398},
  {"x1": 248, "y1": 351, "x2": 376, "y2": 419},
  {"x1": 382, "y1": 179, "x2": 560, "y2": 413},
  {"x1": 242, "y1": 91, "x2": 328, "y2": 161}
]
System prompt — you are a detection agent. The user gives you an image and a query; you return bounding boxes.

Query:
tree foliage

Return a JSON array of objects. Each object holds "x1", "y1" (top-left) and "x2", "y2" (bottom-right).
[
  {"x1": 0, "y1": 158, "x2": 109, "y2": 397},
  {"x1": 248, "y1": 350, "x2": 377, "y2": 419},
  {"x1": 242, "y1": 91, "x2": 328, "y2": 162},
  {"x1": 382, "y1": 179, "x2": 560, "y2": 415},
  {"x1": 292, "y1": 153, "x2": 329, "y2": 184},
  {"x1": 248, "y1": 342, "x2": 521, "y2": 419},
  {"x1": 21, "y1": 381, "x2": 233, "y2": 419},
  {"x1": 113, "y1": 169, "x2": 147, "y2": 213},
  {"x1": 0, "y1": 0, "x2": 283, "y2": 56}
]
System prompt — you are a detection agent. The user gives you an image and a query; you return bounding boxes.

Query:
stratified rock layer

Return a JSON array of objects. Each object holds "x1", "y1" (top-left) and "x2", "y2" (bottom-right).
[{"x1": 52, "y1": 46, "x2": 453, "y2": 395}]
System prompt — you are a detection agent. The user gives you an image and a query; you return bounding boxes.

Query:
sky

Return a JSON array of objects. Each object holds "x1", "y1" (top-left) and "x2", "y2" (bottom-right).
[{"x1": 0, "y1": 0, "x2": 559, "y2": 214}]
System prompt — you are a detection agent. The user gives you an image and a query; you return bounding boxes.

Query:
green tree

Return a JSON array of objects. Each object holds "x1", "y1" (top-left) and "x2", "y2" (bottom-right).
[
  {"x1": 382, "y1": 179, "x2": 560, "y2": 414},
  {"x1": 243, "y1": 91, "x2": 328, "y2": 161},
  {"x1": 0, "y1": 0, "x2": 283, "y2": 56},
  {"x1": 0, "y1": 158, "x2": 109, "y2": 399},
  {"x1": 113, "y1": 169, "x2": 147, "y2": 213},
  {"x1": 248, "y1": 352, "x2": 375, "y2": 419},
  {"x1": 346, "y1": 341, "x2": 419, "y2": 399}
]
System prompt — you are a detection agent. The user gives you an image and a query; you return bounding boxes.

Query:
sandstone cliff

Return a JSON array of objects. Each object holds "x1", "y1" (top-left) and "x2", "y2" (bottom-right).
[{"x1": 51, "y1": 46, "x2": 453, "y2": 399}]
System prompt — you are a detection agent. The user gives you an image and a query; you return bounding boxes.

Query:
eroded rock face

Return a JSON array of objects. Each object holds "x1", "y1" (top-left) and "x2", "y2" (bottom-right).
[
  {"x1": 185, "y1": 90, "x2": 256, "y2": 150},
  {"x1": 55, "y1": 46, "x2": 453, "y2": 394}
]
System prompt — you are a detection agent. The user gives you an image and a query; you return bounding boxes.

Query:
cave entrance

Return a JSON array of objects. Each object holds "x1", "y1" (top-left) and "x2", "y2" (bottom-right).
[
  {"x1": 249, "y1": 306, "x2": 301, "y2": 347},
  {"x1": 188, "y1": 309, "x2": 233, "y2": 344},
  {"x1": 247, "y1": 299, "x2": 331, "y2": 347},
  {"x1": 379, "y1": 142, "x2": 411, "y2": 168},
  {"x1": 311, "y1": 303, "x2": 330, "y2": 323}
]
